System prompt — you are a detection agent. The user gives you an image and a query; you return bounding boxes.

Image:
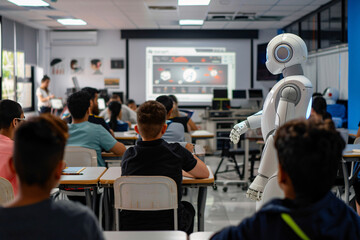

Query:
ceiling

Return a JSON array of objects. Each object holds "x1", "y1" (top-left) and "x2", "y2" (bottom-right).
[{"x1": 0, "y1": 0, "x2": 332, "y2": 30}]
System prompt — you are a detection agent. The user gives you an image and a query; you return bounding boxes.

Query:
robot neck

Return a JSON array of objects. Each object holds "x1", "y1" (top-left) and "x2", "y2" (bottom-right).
[{"x1": 282, "y1": 64, "x2": 304, "y2": 77}]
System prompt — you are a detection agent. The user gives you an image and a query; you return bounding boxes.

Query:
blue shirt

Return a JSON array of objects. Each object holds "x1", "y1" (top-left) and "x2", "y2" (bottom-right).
[
  {"x1": 67, "y1": 121, "x2": 117, "y2": 166},
  {"x1": 162, "y1": 120, "x2": 185, "y2": 142},
  {"x1": 106, "y1": 119, "x2": 129, "y2": 132},
  {"x1": 211, "y1": 192, "x2": 360, "y2": 240}
]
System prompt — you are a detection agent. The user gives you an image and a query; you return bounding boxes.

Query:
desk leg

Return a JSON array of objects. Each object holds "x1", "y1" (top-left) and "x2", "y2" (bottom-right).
[
  {"x1": 197, "y1": 187, "x2": 207, "y2": 231},
  {"x1": 85, "y1": 188, "x2": 92, "y2": 209},
  {"x1": 244, "y1": 139, "x2": 250, "y2": 182},
  {"x1": 92, "y1": 187, "x2": 98, "y2": 212},
  {"x1": 104, "y1": 188, "x2": 110, "y2": 230},
  {"x1": 342, "y1": 159, "x2": 349, "y2": 204}
]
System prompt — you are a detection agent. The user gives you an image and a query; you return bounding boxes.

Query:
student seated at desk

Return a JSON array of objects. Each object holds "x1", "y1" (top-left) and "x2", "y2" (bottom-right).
[
  {"x1": 106, "y1": 101, "x2": 129, "y2": 132},
  {"x1": 99, "y1": 94, "x2": 137, "y2": 125},
  {"x1": 66, "y1": 91, "x2": 126, "y2": 167},
  {"x1": 211, "y1": 119, "x2": 360, "y2": 240},
  {"x1": 156, "y1": 95, "x2": 185, "y2": 142},
  {"x1": 0, "y1": 114, "x2": 104, "y2": 240},
  {"x1": 0, "y1": 100, "x2": 24, "y2": 196},
  {"x1": 121, "y1": 101, "x2": 209, "y2": 234},
  {"x1": 168, "y1": 94, "x2": 198, "y2": 132}
]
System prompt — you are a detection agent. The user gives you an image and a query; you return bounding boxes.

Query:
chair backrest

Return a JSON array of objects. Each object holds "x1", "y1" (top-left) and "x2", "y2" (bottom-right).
[
  {"x1": 64, "y1": 146, "x2": 97, "y2": 167},
  {"x1": 0, "y1": 177, "x2": 14, "y2": 205},
  {"x1": 354, "y1": 137, "x2": 360, "y2": 145},
  {"x1": 114, "y1": 176, "x2": 178, "y2": 230}
]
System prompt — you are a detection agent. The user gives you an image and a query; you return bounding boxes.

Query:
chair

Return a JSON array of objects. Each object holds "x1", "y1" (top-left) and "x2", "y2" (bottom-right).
[
  {"x1": 0, "y1": 177, "x2": 14, "y2": 205},
  {"x1": 64, "y1": 146, "x2": 97, "y2": 167},
  {"x1": 113, "y1": 176, "x2": 178, "y2": 231}
]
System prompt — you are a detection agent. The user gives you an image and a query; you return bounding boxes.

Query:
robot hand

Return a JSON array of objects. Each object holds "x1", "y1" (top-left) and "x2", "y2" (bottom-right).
[
  {"x1": 246, "y1": 174, "x2": 268, "y2": 201},
  {"x1": 229, "y1": 121, "x2": 249, "y2": 144}
]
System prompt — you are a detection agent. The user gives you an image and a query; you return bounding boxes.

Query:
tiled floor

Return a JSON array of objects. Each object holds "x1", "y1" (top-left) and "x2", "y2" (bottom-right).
[{"x1": 183, "y1": 155, "x2": 257, "y2": 233}]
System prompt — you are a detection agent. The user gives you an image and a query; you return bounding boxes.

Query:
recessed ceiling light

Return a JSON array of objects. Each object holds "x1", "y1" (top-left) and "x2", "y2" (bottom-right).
[
  {"x1": 179, "y1": 19, "x2": 204, "y2": 25},
  {"x1": 57, "y1": 19, "x2": 87, "y2": 26},
  {"x1": 7, "y1": 0, "x2": 49, "y2": 7},
  {"x1": 178, "y1": 0, "x2": 211, "y2": 6}
]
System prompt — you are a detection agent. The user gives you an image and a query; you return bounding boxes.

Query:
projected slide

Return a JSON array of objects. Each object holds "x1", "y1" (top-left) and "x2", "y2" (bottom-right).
[{"x1": 146, "y1": 47, "x2": 235, "y2": 103}]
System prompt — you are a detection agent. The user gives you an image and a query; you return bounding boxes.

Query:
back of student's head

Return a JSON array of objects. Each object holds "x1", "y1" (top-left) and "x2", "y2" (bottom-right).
[
  {"x1": 67, "y1": 90, "x2": 91, "y2": 119},
  {"x1": 274, "y1": 119, "x2": 345, "y2": 202},
  {"x1": 108, "y1": 101, "x2": 122, "y2": 131},
  {"x1": 168, "y1": 95, "x2": 178, "y2": 105},
  {"x1": 13, "y1": 114, "x2": 68, "y2": 187},
  {"x1": 137, "y1": 101, "x2": 166, "y2": 139},
  {"x1": 155, "y1": 95, "x2": 173, "y2": 114},
  {"x1": 312, "y1": 96, "x2": 327, "y2": 118},
  {"x1": 127, "y1": 99, "x2": 135, "y2": 105},
  {"x1": 81, "y1": 87, "x2": 99, "y2": 100},
  {"x1": 0, "y1": 100, "x2": 23, "y2": 129}
]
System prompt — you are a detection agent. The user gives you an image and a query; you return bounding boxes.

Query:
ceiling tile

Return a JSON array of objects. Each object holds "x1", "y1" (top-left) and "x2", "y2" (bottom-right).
[{"x1": 202, "y1": 21, "x2": 227, "y2": 29}]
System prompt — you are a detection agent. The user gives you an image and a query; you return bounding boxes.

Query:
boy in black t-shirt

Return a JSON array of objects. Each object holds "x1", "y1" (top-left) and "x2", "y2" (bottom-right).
[{"x1": 121, "y1": 100, "x2": 209, "y2": 234}]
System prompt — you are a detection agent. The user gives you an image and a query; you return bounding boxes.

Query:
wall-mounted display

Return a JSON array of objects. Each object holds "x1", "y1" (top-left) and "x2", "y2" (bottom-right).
[{"x1": 111, "y1": 59, "x2": 124, "y2": 69}]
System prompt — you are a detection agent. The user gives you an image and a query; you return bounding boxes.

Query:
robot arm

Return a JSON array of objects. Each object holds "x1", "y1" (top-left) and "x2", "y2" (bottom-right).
[
  {"x1": 275, "y1": 85, "x2": 300, "y2": 128},
  {"x1": 230, "y1": 111, "x2": 262, "y2": 144}
]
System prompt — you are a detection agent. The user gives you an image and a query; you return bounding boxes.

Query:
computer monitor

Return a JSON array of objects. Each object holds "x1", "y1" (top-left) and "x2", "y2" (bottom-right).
[
  {"x1": 248, "y1": 89, "x2": 263, "y2": 100},
  {"x1": 232, "y1": 90, "x2": 247, "y2": 99},
  {"x1": 72, "y1": 77, "x2": 80, "y2": 91},
  {"x1": 213, "y1": 89, "x2": 228, "y2": 99},
  {"x1": 50, "y1": 98, "x2": 63, "y2": 110},
  {"x1": 97, "y1": 98, "x2": 106, "y2": 110}
]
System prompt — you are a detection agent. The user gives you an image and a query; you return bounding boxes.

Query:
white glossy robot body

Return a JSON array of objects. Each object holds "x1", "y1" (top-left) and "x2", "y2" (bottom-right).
[{"x1": 229, "y1": 33, "x2": 313, "y2": 208}]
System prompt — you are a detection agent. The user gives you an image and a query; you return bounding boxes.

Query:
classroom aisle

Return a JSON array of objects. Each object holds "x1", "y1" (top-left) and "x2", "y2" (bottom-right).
[{"x1": 183, "y1": 155, "x2": 257, "y2": 232}]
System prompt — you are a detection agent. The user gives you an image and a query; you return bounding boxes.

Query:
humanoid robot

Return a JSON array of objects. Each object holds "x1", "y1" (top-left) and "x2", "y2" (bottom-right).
[
  {"x1": 230, "y1": 33, "x2": 313, "y2": 207},
  {"x1": 323, "y1": 87, "x2": 339, "y2": 105}
]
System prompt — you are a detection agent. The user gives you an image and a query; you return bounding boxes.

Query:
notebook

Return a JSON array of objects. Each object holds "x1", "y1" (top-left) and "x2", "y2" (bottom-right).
[{"x1": 62, "y1": 167, "x2": 85, "y2": 175}]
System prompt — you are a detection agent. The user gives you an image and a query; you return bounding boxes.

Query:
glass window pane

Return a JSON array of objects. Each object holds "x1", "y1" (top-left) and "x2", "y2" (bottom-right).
[
  {"x1": 320, "y1": 2, "x2": 342, "y2": 48},
  {"x1": 301, "y1": 14, "x2": 318, "y2": 51}
]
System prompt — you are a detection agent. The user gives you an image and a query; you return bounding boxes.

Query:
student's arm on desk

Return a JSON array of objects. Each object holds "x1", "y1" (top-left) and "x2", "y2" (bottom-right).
[
  {"x1": 110, "y1": 142, "x2": 126, "y2": 155},
  {"x1": 184, "y1": 155, "x2": 209, "y2": 179}
]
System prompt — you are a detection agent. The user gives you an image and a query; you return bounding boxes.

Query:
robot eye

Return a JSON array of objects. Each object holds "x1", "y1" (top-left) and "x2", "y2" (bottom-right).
[{"x1": 274, "y1": 44, "x2": 292, "y2": 63}]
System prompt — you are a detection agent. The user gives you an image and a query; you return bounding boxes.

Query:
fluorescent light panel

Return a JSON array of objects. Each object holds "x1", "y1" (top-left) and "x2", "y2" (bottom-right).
[
  {"x1": 7, "y1": 0, "x2": 49, "y2": 7},
  {"x1": 57, "y1": 18, "x2": 87, "y2": 26},
  {"x1": 179, "y1": 19, "x2": 204, "y2": 25},
  {"x1": 178, "y1": 0, "x2": 211, "y2": 6}
]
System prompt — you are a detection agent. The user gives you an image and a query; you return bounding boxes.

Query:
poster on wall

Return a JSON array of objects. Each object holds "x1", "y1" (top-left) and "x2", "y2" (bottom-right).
[
  {"x1": 90, "y1": 58, "x2": 103, "y2": 75},
  {"x1": 2, "y1": 50, "x2": 15, "y2": 100},
  {"x1": 70, "y1": 58, "x2": 84, "y2": 74},
  {"x1": 51, "y1": 58, "x2": 65, "y2": 75},
  {"x1": 104, "y1": 78, "x2": 120, "y2": 88}
]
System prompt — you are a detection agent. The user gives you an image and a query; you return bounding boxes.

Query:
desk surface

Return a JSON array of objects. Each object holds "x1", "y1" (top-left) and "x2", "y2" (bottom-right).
[
  {"x1": 191, "y1": 130, "x2": 214, "y2": 138},
  {"x1": 104, "y1": 231, "x2": 187, "y2": 240},
  {"x1": 60, "y1": 167, "x2": 106, "y2": 185},
  {"x1": 189, "y1": 232, "x2": 214, "y2": 240},
  {"x1": 100, "y1": 166, "x2": 214, "y2": 185},
  {"x1": 343, "y1": 144, "x2": 360, "y2": 158},
  {"x1": 114, "y1": 131, "x2": 138, "y2": 140}
]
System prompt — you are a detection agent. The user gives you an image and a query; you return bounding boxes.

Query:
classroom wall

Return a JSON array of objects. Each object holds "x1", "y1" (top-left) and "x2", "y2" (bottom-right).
[{"x1": 49, "y1": 30, "x2": 126, "y2": 99}]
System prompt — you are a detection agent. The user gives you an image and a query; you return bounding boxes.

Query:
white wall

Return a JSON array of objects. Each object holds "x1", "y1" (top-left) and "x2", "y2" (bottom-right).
[{"x1": 49, "y1": 30, "x2": 126, "y2": 99}]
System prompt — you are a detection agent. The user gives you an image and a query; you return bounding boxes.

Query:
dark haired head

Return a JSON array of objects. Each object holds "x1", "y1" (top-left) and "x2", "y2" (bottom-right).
[
  {"x1": 67, "y1": 91, "x2": 91, "y2": 119},
  {"x1": 91, "y1": 59, "x2": 101, "y2": 65},
  {"x1": 274, "y1": 119, "x2": 345, "y2": 203},
  {"x1": 81, "y1": 87, "x2": 99, "y2": 100},
  {"x1": 127, "y1": 99, "x2": 135, "y2": 105},
  {"x1": 312, "y1": 96, "x2": 327, "y2": 119},
  {"x1": 41, "y1": 75, "x2": 50, "y2": 83},
  {"x1": 155, "y1": 95, "x2": 173, "y2": 114},
  {"x1": 13, "y1": 114, "x2": 68, "y2": 187},
  {"x1": 108, "y1": 101, "x2": 122, "y2": 131},
  {"x1": 137, "y1": 101, "x2": 166, "y2": 139},
  {"x1": 168, "y1": 95, "x2": 178, "y2": 104},
  {"x1": 0, "y1": 100, "x2": 23, "y2": 129}
]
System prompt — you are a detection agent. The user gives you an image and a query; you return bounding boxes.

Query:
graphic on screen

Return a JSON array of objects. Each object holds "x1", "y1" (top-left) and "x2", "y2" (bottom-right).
[{"x1": 146, "y1": 48, "x2": 235, "y2": 103}]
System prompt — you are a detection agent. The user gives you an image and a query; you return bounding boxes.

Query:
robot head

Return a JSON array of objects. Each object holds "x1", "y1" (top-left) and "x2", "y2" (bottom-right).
[
  {"x1": 323, "y1": 87, "x2": 339, "y2": 105},
  {"x1": 266, "y1": 33, "x2": 308, "y2": 75}
]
